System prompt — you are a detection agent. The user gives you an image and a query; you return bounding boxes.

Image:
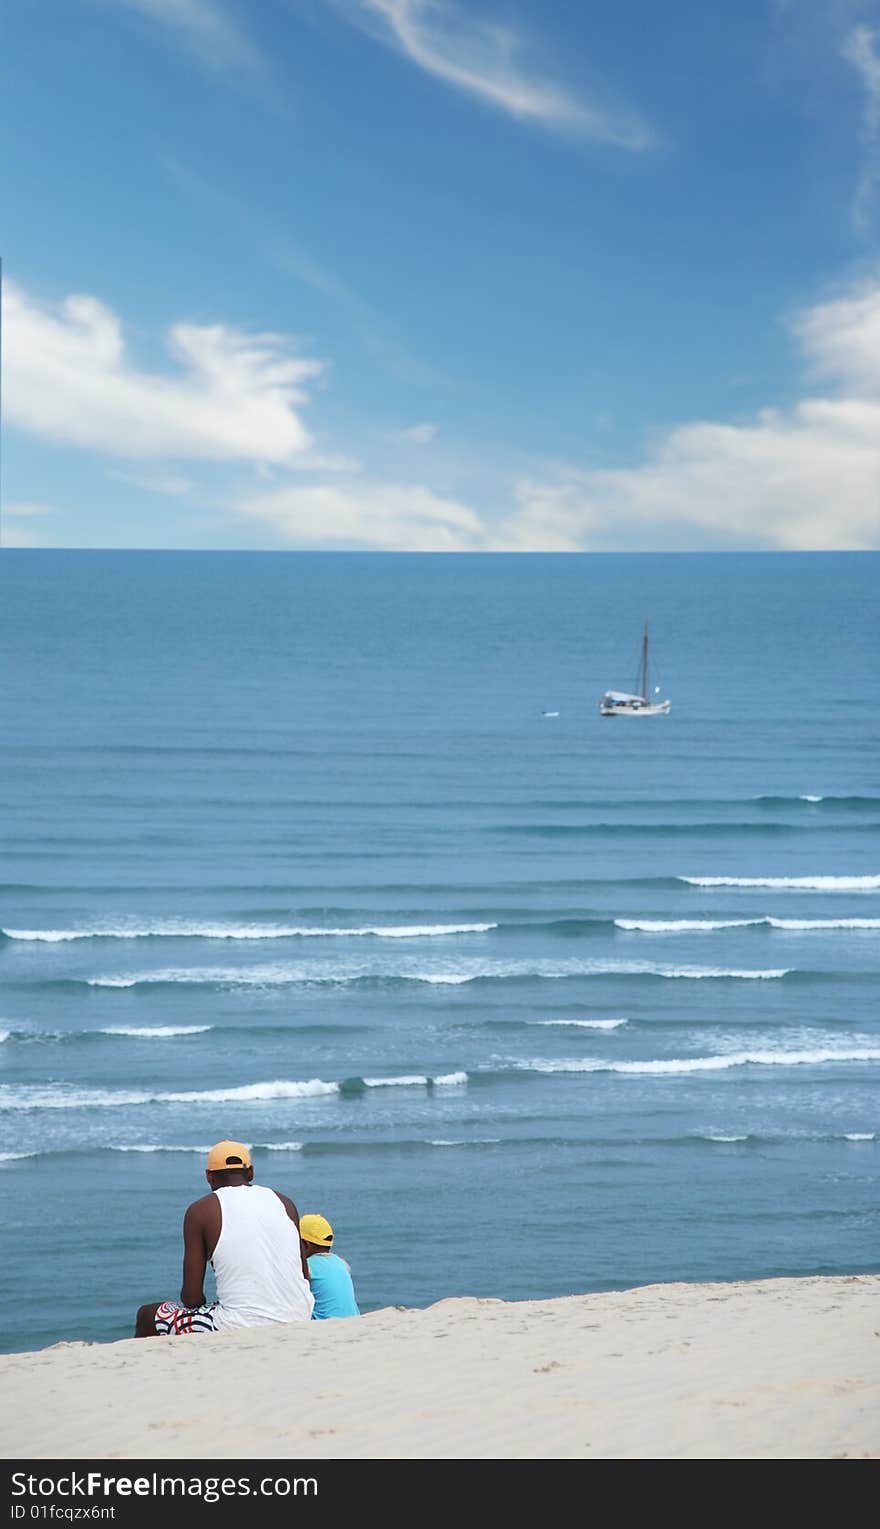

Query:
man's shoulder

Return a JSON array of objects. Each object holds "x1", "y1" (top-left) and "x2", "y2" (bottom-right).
[{"x1": 185, "y1": 1192, "x2": 217, "y2": 1217}]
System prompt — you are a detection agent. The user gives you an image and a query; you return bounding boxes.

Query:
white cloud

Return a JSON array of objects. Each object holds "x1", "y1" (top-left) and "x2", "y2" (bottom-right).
[
  {"x1": 226, "y1": 277, "x2": 880, "y2": 553},
  {"x1": 401, "y1": 422, "x2": 437, "y2": 443},
  {"x1": 111, "y1": 471, "x2": 194, "y2": 495},
  {"x1": 497, "y1": 281, "x2": 880, "y2": 552},
  {"x1": 4, "y1": 281, "x2": 322, "y2": 464},
  {"x1": 4, "y1": 500, "x2": 55, "y2": 517},
  {"x1": 346, "y1": 0, "x2": 654, "y2": 148},
  {"x1": 843, "y1": 25, "x2": 880, "y2": 227},
  {"x1": 239, "y1": 479, "x2": 487, "y2": 551},
  {"x1": 2, "y1": 502, "x2": 57, "y2": 548},
  {"x1": 2, "y1": 528, "x2": 49, "y2": 548},
  {"x1": 793, "y1": 279, "x2": 880, "y2": 390},
  {"x1": 109, "y1": 0, "x2": 261, "y2": 75}
]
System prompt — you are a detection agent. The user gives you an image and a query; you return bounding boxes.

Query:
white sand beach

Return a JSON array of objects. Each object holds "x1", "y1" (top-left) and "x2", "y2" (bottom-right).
[{"x1": 1, "y1": 1274, "x2": 878, "y2": 1460}]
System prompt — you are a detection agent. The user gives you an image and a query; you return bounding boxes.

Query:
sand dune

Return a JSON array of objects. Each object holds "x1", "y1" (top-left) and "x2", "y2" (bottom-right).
[{"x1": 1, "y1": 1275, "x2": 878, "y2": 1460}]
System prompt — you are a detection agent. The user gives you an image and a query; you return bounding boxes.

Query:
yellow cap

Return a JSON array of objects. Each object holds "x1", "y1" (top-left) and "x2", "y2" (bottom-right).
[
  {"x1": 206, "y1": 1140, "x2": 252, "y2": 1172},
  {"x1": 299, "y1": 1213, "x2": 334, "y2": 1245}
]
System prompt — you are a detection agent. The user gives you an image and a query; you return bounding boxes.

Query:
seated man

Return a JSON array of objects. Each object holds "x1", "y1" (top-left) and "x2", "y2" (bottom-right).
[
  {"x1": 299, "y1": 1213, "x2": 360, "y2": 1320},
  {"x1": 135, "y1": 1140, "x2": 314, "y2": 1336}
]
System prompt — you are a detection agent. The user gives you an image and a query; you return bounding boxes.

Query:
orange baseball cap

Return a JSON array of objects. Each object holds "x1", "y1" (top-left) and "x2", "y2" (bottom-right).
[{"x1": 206, "y1": 1140, "x2": 252, "y2": 1172}]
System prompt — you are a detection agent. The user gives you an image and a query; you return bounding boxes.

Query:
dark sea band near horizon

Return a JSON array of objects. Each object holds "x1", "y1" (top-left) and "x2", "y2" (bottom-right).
[{"x1": 0, "y1": 549, "x2": 877, "y2": 1354}]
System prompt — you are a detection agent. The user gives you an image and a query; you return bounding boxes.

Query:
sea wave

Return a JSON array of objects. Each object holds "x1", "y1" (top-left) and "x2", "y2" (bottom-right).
[
  {"x1": 521, "y1": 1047, "x2": 880, "y2": 1076},
  {"x1": 0, "y1": 921, "x2": 496, "y2": 943},
  {"x1": 0, "y1": 1020, "x2": 369, "y2": 1046},
  {"x1": 491, "y1": 821, "x2": 833, "y2": 837},
  {"x1": 362, "y1": 1074, "x2": 429, "y2": 1088},
  {"x1": 530, "y1": 1018, "x2": 628, "y2": 1029},
  {"x1": 0, "y1": 1128, "x2": 874, "y2": 1166},
  {"x1": 110, "y1": 1140, "x2": 305, "y2": 1154},
  {"x1": 99, "y1": 1025, "x2": 212, "y2": 1038},
  {"x1": 0, "y1": 1078, "x2": 341, "y2": 1110},
  {"x1": 79, "y1": 958, "x2": 794, "y2": 989},
  {"x1": 615, "y1": 916, "x2": 880, "y2": 932},
  {"x1": 428, "y1": 1137, "x2": 502, "y2": 1147},
  {"x1": 754, "y1": 795, "x2": 880, "y2": 808},
  {"x1": 0, "y1": 1070, "x2": 469, "y2": 1111},
  {"x1": 680, "y1": 875, "x2": 880, "y2": 890}
]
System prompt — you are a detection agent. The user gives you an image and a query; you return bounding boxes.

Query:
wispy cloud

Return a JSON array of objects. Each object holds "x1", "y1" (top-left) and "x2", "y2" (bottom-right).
[
  {"x1": 161, "y1": 156, "x2": 444, "y2": 387},
  {"x1": 239, "y1": 478, "x2": 486, "y2": 550},
  {"x1": 110, "y1": 470, "x2": 194, "y2": 495},
  {"x1": 2, "y1": 501, "x2": 57, "y2": 549},
  {"x1": 4, "y1": 500, "x2": 55, "y2": 517},
  {"x1": 108, "y1": 0, "x2": 262, "y2": 76},
  {"x1": 400, "y1": 422, "x2": 438, "y2": 443},
  {"x1": 842, "y1": 24, "x2": 880, "y2": 227},
  {"x1": 340, "y1": 0, "x2": 655, "y2": 148},
  {"x1": 4, "y1": 281, "x2": 323, "y2": 464}
]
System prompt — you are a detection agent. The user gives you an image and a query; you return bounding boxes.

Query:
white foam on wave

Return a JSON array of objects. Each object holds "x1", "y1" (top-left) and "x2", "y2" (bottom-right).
[
  {"x1": 84, "y1": 957, "x2": 792, "y2": 988},
  {"x1": 842, "y1": 1132, "x2": 875, "y2": 1141},
  {"x1": 766, "y1": 917, "x2": 880, "y2": 930},
  {"x1": 162, "y1": 1079, "x2": 339, "y2": 1104},
  {"x1": 5, "y1": 921, "x2": 496, "y2": 942},
  {"x1": 0, "y1": 1030, "x2": 9, "y2": 1044},
  {"x1": 410, "y1": 961, "x2": 789, "y2": 983},
  {"x1": 363, "y1": 1074, "x2": 429, "y2": 1088},
  {"x1": 361, "y1": 924, "x2": 496, "y2": 938},
  {"x1": 0, "y1": 1086, "x2": 155, "y2": 1111},
  {"x1": 651, "y1": 966, "x2": 789, "y2": 979},
  {"x1": 524, "y1": 1047, "x2": 880, "y2": 1076},
  {"x1": 112, "y1": 1139, "x2": 305, "y2": 1153},
  {"x1": 617, "y1": 915, "x2": 880, "y2": 932},
  {"x1": 100, "y1": 1025, "x2": 212, "y2": 1038},
  {"x1": 704, "y1": 1134, "x2": 748, "y2": 1143},
  {"x1": 0, "y1": 1150, "x2": 39, "y2": 1162},
  {"x1": 0, "y1": 1078, "x2": 339, "y2": 1110},
  {"x1": 86, "y1": 977, "x2": 140, "y2": 988},
  {"x1": 432, "y1": 1071, "x2": 468, "y2": 1086},
  {"x1": 616, "y1": 918, "x2": 758, "y2": 932},
  {"x1": 681, "y1": 875, "x2": 880, "y2": 890},
  {"x1": 531, "y1": 1018, "x2": 628, "y2": 1030},
  {"x1": 411, "y1": 973, "x2": 473, "y2": 985},
  {"x1": 429, "y1": 1137, "x2": 501, "y2": 1147}
]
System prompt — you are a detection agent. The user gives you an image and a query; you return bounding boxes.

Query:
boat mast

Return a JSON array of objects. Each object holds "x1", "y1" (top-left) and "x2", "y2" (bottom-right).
[{"x1": 641, "y1": 621, "x2": 649, "y2": 701}]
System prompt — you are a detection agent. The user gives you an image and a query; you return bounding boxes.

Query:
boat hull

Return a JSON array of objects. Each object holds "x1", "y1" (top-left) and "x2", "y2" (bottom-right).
[{"x1": 599, "y1": 701, "x2": 671, "y2": 716}]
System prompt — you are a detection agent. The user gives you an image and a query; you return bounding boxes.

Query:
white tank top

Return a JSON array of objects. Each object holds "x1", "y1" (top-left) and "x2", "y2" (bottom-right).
[{"x1": 210, "y1": 1185, "x2": 314, "y2": 1329}]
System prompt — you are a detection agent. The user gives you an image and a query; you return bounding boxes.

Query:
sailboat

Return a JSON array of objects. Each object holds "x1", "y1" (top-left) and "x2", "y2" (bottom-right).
[{"x1": 599, "y1": 621, "x2": 671, "y2": 716}]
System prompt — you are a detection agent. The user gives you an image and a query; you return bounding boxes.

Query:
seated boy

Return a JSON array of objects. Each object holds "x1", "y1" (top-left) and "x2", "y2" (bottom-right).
[{"x1": 299, "y1": 1213, "x2": 360, "y2": 1320}]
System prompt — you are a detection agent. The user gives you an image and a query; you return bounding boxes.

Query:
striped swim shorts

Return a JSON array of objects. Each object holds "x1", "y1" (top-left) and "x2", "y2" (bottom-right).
[{"x1": 153, "y1": 1300, "x2": 219, "y2": 1335}]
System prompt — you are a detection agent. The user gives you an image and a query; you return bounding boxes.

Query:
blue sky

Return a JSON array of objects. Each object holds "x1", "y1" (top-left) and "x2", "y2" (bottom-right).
[{"x1": 3, "y1": 0, "x2": 880, "y2": 549}]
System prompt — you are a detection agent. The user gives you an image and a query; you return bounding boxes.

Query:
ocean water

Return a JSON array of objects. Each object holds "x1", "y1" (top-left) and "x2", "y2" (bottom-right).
[{"x1": 0, "y1": 549, "x2": 877, "y2": 1354}]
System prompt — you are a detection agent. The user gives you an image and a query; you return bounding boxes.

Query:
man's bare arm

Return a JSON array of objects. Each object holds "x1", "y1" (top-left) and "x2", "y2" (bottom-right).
[{"x1": 180, "y1": 1202, "x2": 209, "y2": 1307}]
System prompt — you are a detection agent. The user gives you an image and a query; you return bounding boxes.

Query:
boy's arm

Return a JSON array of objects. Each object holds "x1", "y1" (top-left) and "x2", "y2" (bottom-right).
[{"x1": 275, "y1": 1189, "x2": 311, "y2": 1280}]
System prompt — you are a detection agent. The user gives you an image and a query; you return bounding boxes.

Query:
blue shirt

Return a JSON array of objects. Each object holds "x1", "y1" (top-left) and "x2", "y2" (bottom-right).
[{"x1": 307, "y1": 1252, "x2": 360, "y2": 1320}]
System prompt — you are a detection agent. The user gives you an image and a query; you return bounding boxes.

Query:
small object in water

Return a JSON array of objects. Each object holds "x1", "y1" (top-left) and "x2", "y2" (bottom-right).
[{"x1": 541, "y1": 710, "x2": 560, "y2": 717}]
